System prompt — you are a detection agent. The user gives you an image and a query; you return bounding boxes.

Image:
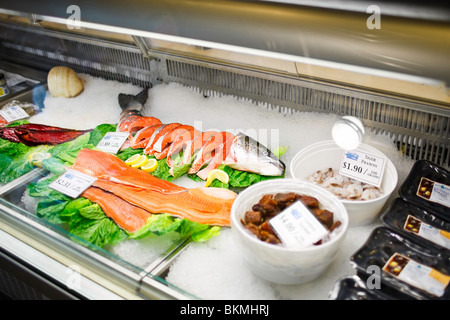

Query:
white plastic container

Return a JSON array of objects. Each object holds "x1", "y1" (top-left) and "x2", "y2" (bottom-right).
[
  {"x1": 230, "y1": 179, "x2": 349, "y2": 285},
  {"x1": 290, "y1": 140, "x2": 398, "y2": 226}
]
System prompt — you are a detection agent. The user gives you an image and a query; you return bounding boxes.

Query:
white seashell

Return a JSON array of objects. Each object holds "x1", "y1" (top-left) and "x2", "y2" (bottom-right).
[{"x1": 47, "y1": 66, "x2": 84, "y2": 98}]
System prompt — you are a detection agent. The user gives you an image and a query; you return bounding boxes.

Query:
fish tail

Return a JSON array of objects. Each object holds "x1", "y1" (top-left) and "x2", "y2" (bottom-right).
[{"x1": 118, "y1": 87, "x2": 150, "y2": 111}]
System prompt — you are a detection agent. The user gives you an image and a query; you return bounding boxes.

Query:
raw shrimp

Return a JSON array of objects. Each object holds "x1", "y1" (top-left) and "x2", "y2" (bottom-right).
[{"x1": 308, "y1": 168, "x2": 383, "y2": 201}]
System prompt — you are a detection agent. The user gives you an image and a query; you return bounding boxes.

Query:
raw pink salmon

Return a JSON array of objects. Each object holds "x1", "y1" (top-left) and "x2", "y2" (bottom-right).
[
  {"x1": 93, "y1": 179, "x2": 236, "y2": 227},
  {"x1": 130, "y1": 123, "x2": 161, "y2": 149},
  {"x1": 151, "y1": 124, "x2": 194, "y2": 153},
  {"x1": 82, "y1": 186, "x2": 151, "y2": 233},
  {"x1": 196, "y1": 133, "x2": 235, "y2": 180},
  {"x1": 156, "y1": 127, "x2": 201, "y2": 161},
  {"x1": 126, "y1": 116, "x2": 161, "y2": 139},
  {"x1": 178, "y1": 131, "x2": 217, "y2": 167},
  {"x1": 71, "y1": 148, "x2": 185, "y2": 194},
  {"x1": 117, "y1": 114, "x2": 141, "y2": 133},
  {"x1": 143, "y1": 123, "x2": 181, "y2": 155},
  {"x1": 188, "y1": 132, "x2": 235, "y2": 174}
]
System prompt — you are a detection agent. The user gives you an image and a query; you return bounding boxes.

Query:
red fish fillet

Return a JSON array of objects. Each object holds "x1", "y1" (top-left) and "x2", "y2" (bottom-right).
[
  {"x1": 0, "y1": 124, "x2": 91, "y2": 146},
  {"x1": 188, "y1": 132, "x2": 235, "y2": 174},
  {"x1": 71, "y1": 148, "x2": 185, "y2": 194},
  {"x1": 143, "y1": 123, "x2": 182, "y2": 155},
  {"x1": 93, "y1": 179, "x2": 236, "y2": 227},
  {"x1": 82, "y1": 186, "x2": 151, "y2": 233}
]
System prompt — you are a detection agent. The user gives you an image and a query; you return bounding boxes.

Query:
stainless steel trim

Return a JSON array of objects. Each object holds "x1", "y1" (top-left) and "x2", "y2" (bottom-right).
[
  {"x1": 0, "y1": 228, "x2": 124, "y2": 300},
  {"x1": 0, "y1": 1, "x2": 449, "y2": 85}
]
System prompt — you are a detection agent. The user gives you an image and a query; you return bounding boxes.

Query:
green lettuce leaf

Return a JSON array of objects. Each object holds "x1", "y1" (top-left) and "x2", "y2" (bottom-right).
[{"x1": 128, "y1": 213, "x2": 220, "y2": 242}]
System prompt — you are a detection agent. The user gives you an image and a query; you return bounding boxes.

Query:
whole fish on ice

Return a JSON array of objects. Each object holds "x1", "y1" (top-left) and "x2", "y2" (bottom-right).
[
  {"x1": 117, "y1": 88, "x2": 286, "y2": 179},
  {"x1": 223, "y1": 133, "x2": 285, "y2": 177}
]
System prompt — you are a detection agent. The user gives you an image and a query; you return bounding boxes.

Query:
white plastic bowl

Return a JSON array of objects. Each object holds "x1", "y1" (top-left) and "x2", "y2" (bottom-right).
[
  {"x1": 290, "y1": 140, "x2": 398, "y2": 226},
  {"x1": 230, "y1": 179, "x2": 349, "y2": 285}
]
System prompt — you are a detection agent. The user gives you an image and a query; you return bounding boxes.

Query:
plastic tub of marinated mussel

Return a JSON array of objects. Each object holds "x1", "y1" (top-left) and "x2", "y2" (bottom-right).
[
  {"x1": 398, "y1": 159, "x2": 450, "y2": 222},
  {"x1": 380, "y1": 197, "x2": 450, "y2": 252},
  {"x1": 290, "y1": 140, "x2": 398, "y2": 226},
  {"x1": 230, "y1": 179, "x2": 349, "y2": 285},
  {"x1": 350, "y1": 226, "x2": 450, "y2": 300}
]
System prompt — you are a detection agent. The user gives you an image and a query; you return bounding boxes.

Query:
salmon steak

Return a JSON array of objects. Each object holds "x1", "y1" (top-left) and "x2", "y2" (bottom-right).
[{"x1": 116, "y1": 88, "x2": 286, "y2": 179}]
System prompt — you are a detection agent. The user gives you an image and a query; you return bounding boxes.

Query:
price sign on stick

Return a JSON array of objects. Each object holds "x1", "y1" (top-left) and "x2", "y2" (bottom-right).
[
  {"x1": 339, "y1": 149, "x2": 386, "y2": 187},
  {"x1": 0, "y1": 105, "x2": 29, "y2": 122},
  {"x1": 50, "y1": 169, "x2": 97, "y2": 198},
  {"x1": 269, "y1": 201, "x2": 329, "y2": 248},
  {"x1": 96, "y1": 132, "x2": 129, "y2": 154}
]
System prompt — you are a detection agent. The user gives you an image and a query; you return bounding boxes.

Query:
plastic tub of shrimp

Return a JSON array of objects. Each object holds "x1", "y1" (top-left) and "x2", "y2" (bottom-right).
[{"x1": 290, "y1": 140, "x2": 398, "y2": 226}]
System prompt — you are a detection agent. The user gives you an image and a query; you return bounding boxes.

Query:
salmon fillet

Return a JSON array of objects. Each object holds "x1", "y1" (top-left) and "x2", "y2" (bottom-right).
[
  {"x1": 82, "y1": 186, "x2": 151, "y2": 233},
  {"x1": 71, "y1": 148, "x2": 185, "y2": 194},
  {"x1": 93, "y1": 179, "x2": 236, "y2": 227}
]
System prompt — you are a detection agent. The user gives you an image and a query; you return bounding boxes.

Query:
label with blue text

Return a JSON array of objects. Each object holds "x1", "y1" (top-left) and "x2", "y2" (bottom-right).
[
  {"x1": 96, "y1": 131, "x2": 129, "y2": 154},
  {"x1": 339, "y1": 149, "x2": 386, "y2": 187},
  {"x1": 49, "y1": 169, "x2": 97, "y2": 198},
  {"x1": 269, "y1": 201, "x2": 328, "y2": 248}
]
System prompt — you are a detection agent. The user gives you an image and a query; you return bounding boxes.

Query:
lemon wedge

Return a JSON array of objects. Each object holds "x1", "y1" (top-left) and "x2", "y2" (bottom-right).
[
  {"x1": 131, "y1": 155, "x2": 148, "y2": 168},
  {"x1": 125, "y1": 154, "x2": 142, "y2": 166},
  {"x1": 205, "y1": 169, "x2": 229, "y2": 187},
  {"x1": 141, "y1": 158, "x2": 158, "y2": 173},
  {"x1": 28, "y1": 152, "x2": 51, "y2": 167}
]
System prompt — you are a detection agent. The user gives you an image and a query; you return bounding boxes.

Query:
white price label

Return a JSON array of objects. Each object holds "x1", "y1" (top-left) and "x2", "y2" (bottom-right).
[
  {"x1": 269, "y1": 201, "x2": 329, "y2": 248},
  {"x1": 49, "y1": 169, "x2": 97, "y2": 198},
  {"x1": 339, "y1": 149, "x2": 386, "y2": 187},
  {"x1": 96, "y1": 132, "x2": 129, "y2": 154},
  {"x1": 0, "y1": 105, "x2": 29, "y2": 122}
]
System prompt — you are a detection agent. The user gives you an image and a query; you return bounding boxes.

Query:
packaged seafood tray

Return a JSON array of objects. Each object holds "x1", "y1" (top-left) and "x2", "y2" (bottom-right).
[
  {"x1": 398, "y1": 160, "x2": 450, "y2": 222},
  {"x1": 350, "y1": 226, "x2": 450, "y2": 300},
  {"x1": 328, "y1": 275, "x2": 400, "y2": 300},
  {"x1": 380, "y1": 197, "x2": 450, "y2": 252}
]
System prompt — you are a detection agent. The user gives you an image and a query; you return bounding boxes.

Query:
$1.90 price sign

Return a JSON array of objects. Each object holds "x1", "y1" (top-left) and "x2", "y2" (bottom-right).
[
  {"x1": 96, "y1": 131, "x2": 129, "y2": 154},
  {"x1": 49, "y1": 169, "x2": 97, "y2": 198},
  {"x1": 339, "y1": 149, "x2": 386, "y2": 187}
]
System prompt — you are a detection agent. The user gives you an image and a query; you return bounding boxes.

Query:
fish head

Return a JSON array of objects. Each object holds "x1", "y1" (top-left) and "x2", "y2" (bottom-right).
[{"x1": 224, "y1": 133, "x2": 285, "y2": 176}]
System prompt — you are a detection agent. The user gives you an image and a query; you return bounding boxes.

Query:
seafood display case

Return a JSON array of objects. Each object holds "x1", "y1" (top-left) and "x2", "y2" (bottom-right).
[{"x1": 0, "y1": 0, "x2": 449, "y2": 300}]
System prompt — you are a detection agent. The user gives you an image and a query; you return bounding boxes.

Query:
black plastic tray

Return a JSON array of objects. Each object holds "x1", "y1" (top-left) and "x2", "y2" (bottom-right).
[
  {"x1": 350, "y1": 226, "x2": 450, "y2": 300},
  {"x1": 381, "y1": 197, "x2": 450, "y2": 252},
  {"x1": 329, "y1": 276, "x2": 399, "y2": 300},
  {"x1": 398, "y1": 160, "x2": 450, "y2": 221}
]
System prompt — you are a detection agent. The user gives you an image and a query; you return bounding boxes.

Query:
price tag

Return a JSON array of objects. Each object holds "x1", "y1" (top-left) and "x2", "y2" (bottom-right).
[
  {"x1": 49, "y1": 169, "x2": 97, "y2": 198},
  {"x1": 96, "y1": 132, "x2": 129, "y2": 154},
  {"x1": 269, "y1": 201, "x2": 329, "y2": 248},
  {"x1": 339, "y1": 149, "x2": 386, "y2": 187},
  {"x1": 0, "y1": 105, "x2": 29, "y2": 122}
]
